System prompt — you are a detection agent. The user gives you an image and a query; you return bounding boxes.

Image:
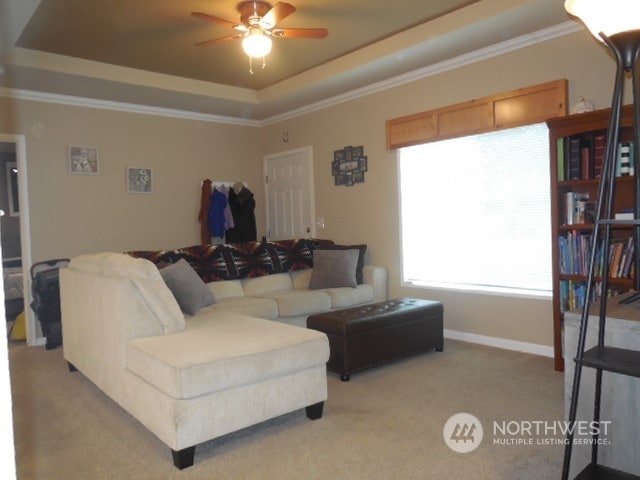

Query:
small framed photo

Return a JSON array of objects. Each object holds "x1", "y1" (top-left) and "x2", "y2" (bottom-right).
[
  {"x1": 127, "y1": 167, "x2": 152, "y2": 194},
  {"x1": 69, "y1": 146, "x2": 98, "y2": 174}
]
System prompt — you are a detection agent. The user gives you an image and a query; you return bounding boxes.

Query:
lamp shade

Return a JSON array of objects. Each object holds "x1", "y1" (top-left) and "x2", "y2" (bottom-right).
[
  {"x1": 565, "y1": 0, "x2": 640, "y2": 40},
  {"x1": 242, "y1": 29, "x2": 272, "y2": 58}
]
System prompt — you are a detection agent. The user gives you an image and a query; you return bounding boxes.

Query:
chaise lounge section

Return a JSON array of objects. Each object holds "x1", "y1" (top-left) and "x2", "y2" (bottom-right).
[{"x1": 60, "y1": 239, "x2": 388, "y2": 468}]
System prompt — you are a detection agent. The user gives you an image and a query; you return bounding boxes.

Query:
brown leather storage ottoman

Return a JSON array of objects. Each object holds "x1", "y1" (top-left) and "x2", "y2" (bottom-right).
[{"x1": 307, "y1": 298, "x2": 443, "y2": 381}]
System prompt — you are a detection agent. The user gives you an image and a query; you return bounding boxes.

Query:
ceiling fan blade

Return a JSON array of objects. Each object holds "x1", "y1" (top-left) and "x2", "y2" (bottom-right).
[
  {"x1": 259, "y1": 2, "x2": 296, "y2": 29},
  {"x1": 191, "y1": 12, "x2": 237, "y2": 27},
  {"x1": 277, "y1": 28, "x2": 329, "y2": 39},
  {"x1": 195, "y1": 35, "x2": 241, "y2": 47}
]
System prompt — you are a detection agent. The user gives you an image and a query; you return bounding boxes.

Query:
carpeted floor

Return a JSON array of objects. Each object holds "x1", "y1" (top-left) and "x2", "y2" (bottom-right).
[{"x1": 8, "y1": 339, "x2": 565, "y2": 480}]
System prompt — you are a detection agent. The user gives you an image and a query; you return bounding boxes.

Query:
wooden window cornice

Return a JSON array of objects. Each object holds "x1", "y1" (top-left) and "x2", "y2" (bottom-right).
[{"x1": 386, "y1": 79, "x2": 568, "y2": 150}]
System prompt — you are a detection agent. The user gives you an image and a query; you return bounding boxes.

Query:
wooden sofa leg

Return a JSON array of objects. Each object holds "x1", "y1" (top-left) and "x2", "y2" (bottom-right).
[
  {"x1": 172, "y1": 446, "x2": 195, "y2": 469},
  {"x1": 305, "y1": 401, "x2": 324, "y2": 420},
  {"x1": 67, "y1": 362, "x2": 78, "y2": 372}
]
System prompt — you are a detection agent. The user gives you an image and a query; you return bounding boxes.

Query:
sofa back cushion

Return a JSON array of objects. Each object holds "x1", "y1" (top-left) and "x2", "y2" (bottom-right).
[
  {"x1": 242, "y1": 272, "x2": 293, "y2": 296},
  {"x1": 291, "y1": 268, "x2": 313, "y2": 290},
  {"x1": 207, "y1": 279, "x2": 245, "y2": 299},
  {"x1": 69, "y1": 253, "x2": 185, "y2": 334}
]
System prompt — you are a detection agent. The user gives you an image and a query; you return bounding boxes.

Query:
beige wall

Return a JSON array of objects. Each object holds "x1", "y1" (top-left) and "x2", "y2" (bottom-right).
[
  {"x1": 0, "y1": 29, "x2": 628, "y2": 350},
  {"x1": 261, "y1": 30, "x2": 625, "y2": 351},
  {"x1": 0, "y1": 99, "x2": 264, "y2": 261}
]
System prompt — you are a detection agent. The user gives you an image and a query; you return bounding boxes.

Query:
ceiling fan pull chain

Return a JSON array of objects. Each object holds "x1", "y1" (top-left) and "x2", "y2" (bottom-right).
[
  {"x1": 249, "y1": 56, "x2": 254, "y2": 75},
  {"x1": 262, "y1": 56, "x2": 266, "y2": 69}
]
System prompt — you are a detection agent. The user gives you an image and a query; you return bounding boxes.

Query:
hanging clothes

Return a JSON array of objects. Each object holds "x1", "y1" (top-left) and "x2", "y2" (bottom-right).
[
  {"x1": 221, "y1": 185, "x2": 235, "y2": 231},
  {"x1": 208, "y1": 188, "x2": 228, "y2": 239},
  {"x1": 226, "y1": 185, "x2": 257, "y2": 242},
  {"x1": 198, "y1": 179, "x2": 212, "y2": 244}
]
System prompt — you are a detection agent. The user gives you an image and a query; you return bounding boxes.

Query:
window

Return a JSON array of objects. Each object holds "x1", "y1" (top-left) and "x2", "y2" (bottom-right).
[{"x1": 399, "y1": 123, "x2": 551, "y2": 296}]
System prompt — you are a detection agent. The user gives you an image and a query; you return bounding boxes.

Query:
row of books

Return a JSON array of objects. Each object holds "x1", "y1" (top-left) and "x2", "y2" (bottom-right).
[
  {"x1": 559, "y1": 232, "x2": 635, "y2": 279},
  {"x1": 564, "y1": 192, "x2": 594, "y2": 225},
  {"x1": 559, "y1": 280, "x2": 627, "y2": 312},
  {"x1": 557, "y1": 132, "x2": 635, "y2": 181}
]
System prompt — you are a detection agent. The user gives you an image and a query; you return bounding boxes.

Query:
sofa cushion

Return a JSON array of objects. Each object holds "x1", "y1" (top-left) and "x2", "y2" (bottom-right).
[
  {"x1": 126, "y1": 313, "x2": 329, "y2": 399},
  {"x1": 323, "y1": 284, "x2": 374, "y2": 309},
  {"x1": 200, "y1": 296, "x2": 279, "y2": 320},
  {"x1": 207, "y1": 279, "x2": 244, "y2": 299},
  {"x1": 160, "y1": 259, "x2": 215, "y2": 315},
  {"x1": 319, "y1": 244, "x2": 367, "y2": 284},
  {"x1": 309, "y1": 249, "x2": 359, "y2": 290},
  {"x1": 259, "y1": 290, "x2": 332, "y2": 317},
  {"x1": 291, "y1": 268, "x2": 313, "y2": 290},
  {"x1": 242, "y1": 272, "x2": 293, "y2": 296}
]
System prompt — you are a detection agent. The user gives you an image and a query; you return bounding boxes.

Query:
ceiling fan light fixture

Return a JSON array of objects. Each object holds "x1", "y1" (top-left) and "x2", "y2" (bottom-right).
[{"x1": 242, "y1": 29, "x2": 272, "y2": 58}]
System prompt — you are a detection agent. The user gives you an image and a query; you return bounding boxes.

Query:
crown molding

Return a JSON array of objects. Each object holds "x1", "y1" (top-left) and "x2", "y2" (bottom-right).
[
  {"x1": 260, "y1": 21, "x2": 582, "y2": 125},
  {"x1": 1, "y1": 21, "x2": 581, "y2": 128},
  {"x1": 0, "y1": 87, "x2": 261, "y2": 127}
]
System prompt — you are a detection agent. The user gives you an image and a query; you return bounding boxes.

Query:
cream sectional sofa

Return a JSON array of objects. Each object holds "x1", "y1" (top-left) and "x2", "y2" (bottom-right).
[{"x1": 60, "y1": 240, "x2": 387, "y2": 469}]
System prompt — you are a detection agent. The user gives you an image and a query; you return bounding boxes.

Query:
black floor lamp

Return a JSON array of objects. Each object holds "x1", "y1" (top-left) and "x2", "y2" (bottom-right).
[
  {"x1": 564, "y1": 0, "x2": 640, "y2": 300},
  {"x1": 563, "y1": 1, "x2": 640, "y2": 478}
]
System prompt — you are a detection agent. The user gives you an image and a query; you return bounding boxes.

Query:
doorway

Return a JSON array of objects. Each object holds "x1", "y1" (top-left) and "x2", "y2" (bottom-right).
[
  {"x1": 264, "y1": 146, "x2": 316, "y2": 241},
  {"x1": 0, "y1": 135, "x2": 34, "y2": 345}
]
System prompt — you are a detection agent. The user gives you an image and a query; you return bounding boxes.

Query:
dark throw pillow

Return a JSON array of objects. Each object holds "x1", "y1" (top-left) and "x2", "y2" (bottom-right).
[
  {"x1": 319, "y1": 244, "x2": 367, "y2": 284},
  {"x1": 309, "y1": 249, "x2": 359, "y2": 290},
  {"x1": 160, "y1": 259, "x2": 215, "y2": 315}
]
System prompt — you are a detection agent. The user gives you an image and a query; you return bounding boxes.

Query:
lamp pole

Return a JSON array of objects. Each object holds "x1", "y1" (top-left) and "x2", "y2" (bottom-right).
[{"x1": 561, "y1": 29, "x2": 640, "y2": 480}]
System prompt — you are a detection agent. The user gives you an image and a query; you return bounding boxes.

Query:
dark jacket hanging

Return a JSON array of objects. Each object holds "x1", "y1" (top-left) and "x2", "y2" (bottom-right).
[
  {"x1": 226, "y1": 186, "x2": 257, "y2": 243},
  {"x1": 198, "y1": 179, "x2": 212, "y2": 244}
]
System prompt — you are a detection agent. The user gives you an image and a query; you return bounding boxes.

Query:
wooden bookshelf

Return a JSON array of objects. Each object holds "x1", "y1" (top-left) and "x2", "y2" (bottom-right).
[{"x1": 547, "y1": 105, "x2": 636, "y2": 371}]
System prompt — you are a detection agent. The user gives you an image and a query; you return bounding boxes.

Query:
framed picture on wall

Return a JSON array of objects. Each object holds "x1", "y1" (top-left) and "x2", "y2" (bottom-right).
[
  {"x1": 127, "y1": 167, "x2": 152, "y2": 194},
  {"x1": 332, "y1": 145, "x2": 366, "y2": 186},
  {"x1": 69, "y1": 146, "x2": 99, "y2": 174}
]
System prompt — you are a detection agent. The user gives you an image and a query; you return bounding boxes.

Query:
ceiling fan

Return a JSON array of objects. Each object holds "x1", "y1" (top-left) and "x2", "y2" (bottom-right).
[{"x1": 191, "y1": 1, "x2": 329, "y2": 73}]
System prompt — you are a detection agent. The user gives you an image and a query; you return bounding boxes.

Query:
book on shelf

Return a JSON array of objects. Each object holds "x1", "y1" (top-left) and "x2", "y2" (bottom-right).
[
  {"x1": 558, "y1": 232, "x2": 635, "y2": 279},
  {"x1": 559, "y1": 131, "x2": 635, "y2": 180},
  {"x1": 619, "y1": 142, "x2": 631, "y2": 176},
  {"x1": 593, "y1": 133, "x2": 605, "y2": 177},
  {"x1": 615, "y1": 209, "x2": 635, "y2": 220},
  {"x1": 567, "y1": 135, "x2": 583, "y2": 180},
  {"x1": 616, "y1": 141, "x2": 635, "y2": 177},
  {"x1": 557, "y1": 137, "x2": 565, "y2": 181},
  {"x1": 559, "y1": 279, "x2": 629, "y2": 313},
  {"x1": 564, "y1": 192, "x2": 593, "y2": 225}
]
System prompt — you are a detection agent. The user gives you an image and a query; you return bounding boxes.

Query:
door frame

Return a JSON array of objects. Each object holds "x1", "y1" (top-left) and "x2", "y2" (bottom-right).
[
  {"x1": 0, "y1": 133, "x2": 37, "y2": 346},
  {"x1": 263, "y1": 145, "x2": 317, "y2": 240}
]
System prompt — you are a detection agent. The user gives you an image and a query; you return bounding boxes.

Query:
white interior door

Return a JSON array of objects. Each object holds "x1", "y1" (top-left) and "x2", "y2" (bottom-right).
[{"x1": 264, "y1": 146, "x2": 315, "y2": 240}]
